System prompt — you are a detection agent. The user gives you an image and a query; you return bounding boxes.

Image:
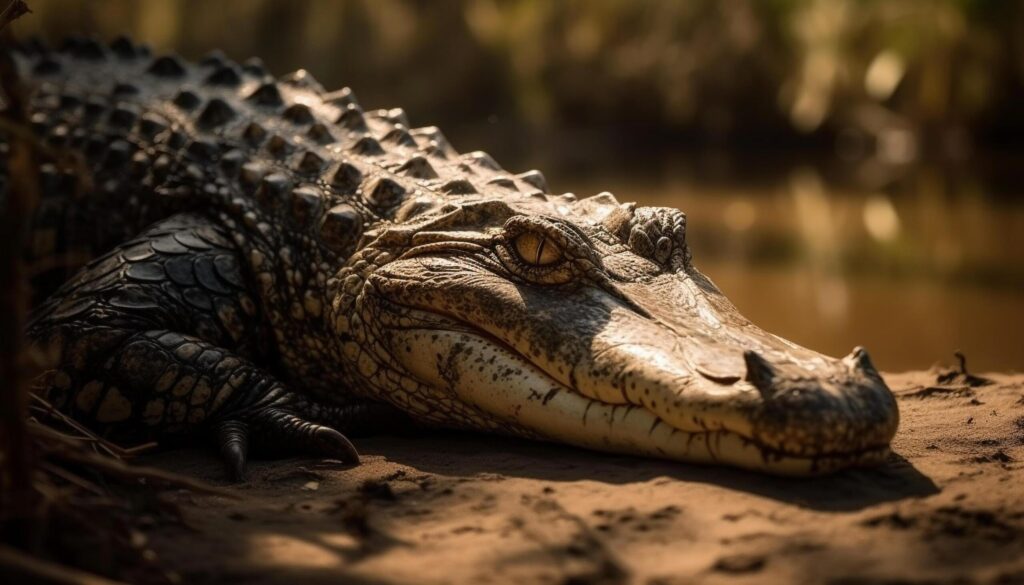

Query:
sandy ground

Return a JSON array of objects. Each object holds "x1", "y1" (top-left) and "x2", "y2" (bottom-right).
[{"x1": 139, "y1": 370, "x2": 1024, "y2": 585}]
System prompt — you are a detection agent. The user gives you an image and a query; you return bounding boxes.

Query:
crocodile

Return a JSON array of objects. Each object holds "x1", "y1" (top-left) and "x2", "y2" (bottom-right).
[{"x1": 10, "y1": 37, "x2": 899, "y2": 479}]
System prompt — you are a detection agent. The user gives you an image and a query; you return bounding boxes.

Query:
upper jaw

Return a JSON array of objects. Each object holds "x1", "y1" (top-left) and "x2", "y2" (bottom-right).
[
  {"x1": 606, "y1": 271, "x2": 900, "y2": 458},
  {"x1": 384, "y1": 310, "x2": 895, "y2": 475},
  {"x1": 375, "y1": 292, "x2": 898, "y2": 471},
  {"x1": 365, "y1": 258, "x2": 899, "y2": 473}
]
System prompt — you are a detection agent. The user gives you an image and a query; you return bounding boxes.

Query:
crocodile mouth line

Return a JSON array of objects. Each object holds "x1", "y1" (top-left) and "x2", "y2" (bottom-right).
[{"x1": 383, "y1": 303, "x2": 891, "y2": 472}]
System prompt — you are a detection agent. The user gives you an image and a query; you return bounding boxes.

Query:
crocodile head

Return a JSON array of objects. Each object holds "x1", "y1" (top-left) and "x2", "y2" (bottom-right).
[{"x1": 329, "y1": 194, "x2": 899, "y2": 475}]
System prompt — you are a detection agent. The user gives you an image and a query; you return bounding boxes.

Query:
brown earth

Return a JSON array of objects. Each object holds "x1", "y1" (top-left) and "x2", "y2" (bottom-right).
[{"x1": 139, "y1": 370, "x2": 1024, "y2": 585}]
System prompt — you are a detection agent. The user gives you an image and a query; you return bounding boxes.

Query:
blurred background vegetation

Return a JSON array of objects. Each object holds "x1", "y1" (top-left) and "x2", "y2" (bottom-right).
[{"x1": 16, "y1": 0, "x2": 1024, "y2": 370}]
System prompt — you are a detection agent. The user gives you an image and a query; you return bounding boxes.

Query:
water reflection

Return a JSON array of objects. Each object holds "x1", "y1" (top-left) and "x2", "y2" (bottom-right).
[{"x1": 564, "y1": 159, "x2": 1024, "y2": 372}]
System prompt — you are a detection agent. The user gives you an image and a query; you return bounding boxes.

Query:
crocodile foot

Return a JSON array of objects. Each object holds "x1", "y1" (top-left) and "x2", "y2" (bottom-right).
[
  {"x1": 214, "y1": 398, "x2": 413, "y2": 482},
  {"x1": 216, "y1": 401, "x2": 361, "y2": 482}
]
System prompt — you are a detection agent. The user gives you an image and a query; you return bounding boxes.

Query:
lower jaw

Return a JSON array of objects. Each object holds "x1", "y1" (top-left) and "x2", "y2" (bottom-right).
[
  {"x1": 388, "y1": 326, "x2": 889, "y2": 476},
  {"x1": 668, "y1": 434, "x2": 892, "y2": 475}
]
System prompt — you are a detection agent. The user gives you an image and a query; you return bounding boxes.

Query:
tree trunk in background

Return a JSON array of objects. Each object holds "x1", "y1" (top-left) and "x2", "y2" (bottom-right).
[{"x1": 0, "y1": 14, "x2": 39, "y2": 547}]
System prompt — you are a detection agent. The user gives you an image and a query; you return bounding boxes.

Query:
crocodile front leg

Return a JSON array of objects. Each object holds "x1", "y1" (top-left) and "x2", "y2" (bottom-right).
[
  {"x1": 29, "y1": 213, "x2": 369, "y2": 480},
  {"x1": 96, "y1": 329, "x2": 361, "y2": 480}
]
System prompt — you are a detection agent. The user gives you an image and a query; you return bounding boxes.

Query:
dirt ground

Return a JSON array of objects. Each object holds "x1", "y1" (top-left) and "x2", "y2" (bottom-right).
[{"x1": 140, "y1": 370, "x2": 1024, "y2": 585}]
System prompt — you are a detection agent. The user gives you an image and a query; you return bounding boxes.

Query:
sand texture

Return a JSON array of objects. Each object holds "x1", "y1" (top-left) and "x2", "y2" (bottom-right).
[{"x1": 140, "y1": 370, "x2": 1024, "y2": 584}]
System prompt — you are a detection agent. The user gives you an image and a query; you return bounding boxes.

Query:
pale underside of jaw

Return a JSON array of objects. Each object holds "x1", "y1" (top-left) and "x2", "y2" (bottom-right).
[{"x1": 387, "y1": 327, "x2": 890, "y2": 476}]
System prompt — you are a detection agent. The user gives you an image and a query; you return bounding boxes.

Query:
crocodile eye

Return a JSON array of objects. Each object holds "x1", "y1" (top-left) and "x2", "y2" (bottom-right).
[{"x1": 514, "y1": 231, "x2": 563, "y2": 266}]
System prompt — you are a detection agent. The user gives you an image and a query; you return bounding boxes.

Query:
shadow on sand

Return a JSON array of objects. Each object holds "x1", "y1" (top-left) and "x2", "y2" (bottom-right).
[
  {"x1": 145, "y1": 429, "x2": 938, "y2": 513},
  {"x1": 339, "y1": 430, "x2": 938, "y2": 513}
]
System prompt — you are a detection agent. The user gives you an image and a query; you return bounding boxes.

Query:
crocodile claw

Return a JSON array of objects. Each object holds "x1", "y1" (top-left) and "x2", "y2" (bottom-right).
[
  {"x1": 217, "y1": 420, "x2": 250, "y2": 482},
  {"x1": 216, "y1": 408, "x2": 360, "y2": 482}
]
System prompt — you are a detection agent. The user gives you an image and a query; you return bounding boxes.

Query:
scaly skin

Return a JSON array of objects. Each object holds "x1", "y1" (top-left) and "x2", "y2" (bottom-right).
[{"x1": 14, "y1": 37, "x2": 898, "y2": 479}]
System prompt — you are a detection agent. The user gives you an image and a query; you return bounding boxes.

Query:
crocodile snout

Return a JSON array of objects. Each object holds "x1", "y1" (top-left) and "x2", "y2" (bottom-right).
[{"x1": 743, "y1": 347, "x2": 899, "y2": 458}]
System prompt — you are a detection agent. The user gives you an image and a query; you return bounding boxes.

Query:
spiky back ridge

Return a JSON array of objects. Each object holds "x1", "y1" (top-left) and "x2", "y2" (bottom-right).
[{"x1": 13, "y1": 35, "x2": 558, "y2": 263}]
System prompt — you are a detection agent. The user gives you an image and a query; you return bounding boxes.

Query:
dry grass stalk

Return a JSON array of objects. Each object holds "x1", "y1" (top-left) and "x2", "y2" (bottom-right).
[{"x1": 0, "y1": 4, "x2": 231, "y2": 582}]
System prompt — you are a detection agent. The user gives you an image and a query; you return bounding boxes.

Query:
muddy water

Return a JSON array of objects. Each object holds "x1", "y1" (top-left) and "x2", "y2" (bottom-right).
[
  {"x1": 558, "y1": 161, "x2": 1024, "y2": 372},
  {"x1": 700, "y1": 262, "x2": 1024, "y2": 372}
]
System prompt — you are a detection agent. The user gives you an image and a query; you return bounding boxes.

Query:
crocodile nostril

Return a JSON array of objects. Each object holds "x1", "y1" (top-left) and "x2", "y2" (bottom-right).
[
  {"x1": 845, "y1": 346, "x2": 880, "y2": 377},
  {"x1": 743, "y1": 350, "x2": 777, "y2": 399}
]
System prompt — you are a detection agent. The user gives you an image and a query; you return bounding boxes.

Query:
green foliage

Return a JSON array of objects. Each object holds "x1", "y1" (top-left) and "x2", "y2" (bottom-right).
[{"x1": 18, "y1": 0, "x2": 1024, "y2": 149}]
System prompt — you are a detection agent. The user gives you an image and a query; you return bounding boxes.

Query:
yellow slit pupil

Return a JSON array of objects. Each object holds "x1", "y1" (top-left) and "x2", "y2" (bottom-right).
[{"x1": 515, "y1": 232, "x2": 561, "y2": 266}]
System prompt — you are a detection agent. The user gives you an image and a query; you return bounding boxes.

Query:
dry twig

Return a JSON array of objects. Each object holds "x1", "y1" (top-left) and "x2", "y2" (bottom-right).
[
  {"x1": 0, "y1": 1, "x2": 28, "y2": 33},
  {"x1": 30, "y1": 393, "x2": 160, "y2": 459},
  {"x1": 0, "y1": 543, "x2": 129, "y2": 585},
  {"x1": 0, "y1": 5, "x2": 219, "y2": 582}
]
